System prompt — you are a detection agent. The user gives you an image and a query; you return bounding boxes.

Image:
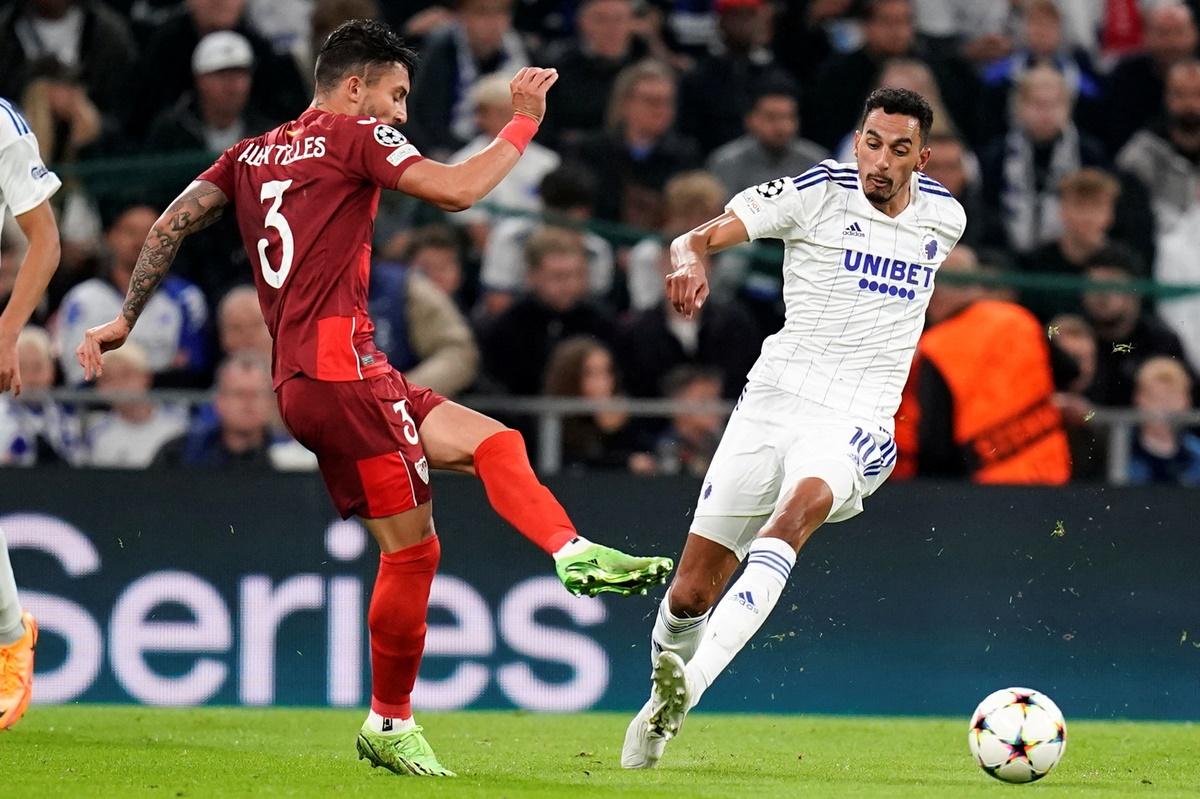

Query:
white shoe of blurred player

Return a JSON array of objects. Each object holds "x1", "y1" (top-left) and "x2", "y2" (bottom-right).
[
  {"x1": 647, "y1": 651, "x2": 692, "y2": 740},
  {"x1": 621, "y1": 697, "x2": 667, "y2": 769}
]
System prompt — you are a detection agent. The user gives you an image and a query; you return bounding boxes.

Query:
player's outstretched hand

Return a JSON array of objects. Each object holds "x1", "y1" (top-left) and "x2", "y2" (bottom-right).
[
  {"x1": 76, "y1": 316, "x2": 132, "y2": 381},
  {"x1": 510, "y1": 67, "x2": 559, "y2": 125},
  {"x1": 0, "y1": 336, "x2": 21, "y2": 396},
  {"x1": 666, "y1": 239, "x2": 710, "y2": 319}
]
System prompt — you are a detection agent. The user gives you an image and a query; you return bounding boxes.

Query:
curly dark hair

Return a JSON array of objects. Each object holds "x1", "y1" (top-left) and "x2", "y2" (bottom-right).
[
  {"x1": 314, "y1": 19, "x2": 418, "y2": 90},
  {"x1": 861, "y1": 87, "x2": 934, "y2": 143}
]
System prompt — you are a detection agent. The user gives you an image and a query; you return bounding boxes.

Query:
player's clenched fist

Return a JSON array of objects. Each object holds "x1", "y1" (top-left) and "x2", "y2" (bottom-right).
[
  {"x1": 666, "y1": 237, "x2": 710, "y2": 320},
  {"x1": 510, "y1": 67, "x2": 559, "y2": 125}
]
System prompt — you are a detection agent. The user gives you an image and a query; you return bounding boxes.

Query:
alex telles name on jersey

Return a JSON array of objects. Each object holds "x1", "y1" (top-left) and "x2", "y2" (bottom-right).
[{"x1": 236, "y1": 136, "x2": 328, "y2": 167}]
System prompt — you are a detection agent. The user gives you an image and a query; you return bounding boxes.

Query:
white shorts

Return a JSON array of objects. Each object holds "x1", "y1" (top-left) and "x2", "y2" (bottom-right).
[{"x1": 690, "y1": 382, "x2": 897, "y2": 559}]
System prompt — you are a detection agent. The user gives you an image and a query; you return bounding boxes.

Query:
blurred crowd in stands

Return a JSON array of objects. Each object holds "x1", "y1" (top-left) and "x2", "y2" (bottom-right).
[{"x1": 1, "y1": 0, "x2": 1199, "y2": 485}]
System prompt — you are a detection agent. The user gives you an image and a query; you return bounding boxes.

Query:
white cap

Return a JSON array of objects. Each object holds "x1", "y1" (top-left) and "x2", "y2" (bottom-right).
[{"x1": 192, "y1": 31, "x2": 254, "y2": 76}]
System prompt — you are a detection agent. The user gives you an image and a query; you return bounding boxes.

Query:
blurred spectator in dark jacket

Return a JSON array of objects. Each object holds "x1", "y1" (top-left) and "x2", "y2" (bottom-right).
[
  {"x1": 1105, "y1": 3, "x2": 1199, "y2": 154},
  {"x1": 0, "y1": 0, "x2": 136, "y2": 127},
  {"x1": 920, "y1": 132, "x2": 988, "y2": 247},
  {"x1": 1022, "y1": 168, "x2": 1122, "y2": 321},
  {"x1": 677, "y1": 0, "x2": 794, "y2": 156},
  {"x1": 621, "y1": 172, "x2": 761, "y2": 400},
  {"x1": 479, "y1": 163, "x2": 614, "y2": 318},
  {"x1": 480, "y1": 226, "x2": 616, "y2": 395},
  {"x1": 1127, "y1": 355, "x2": 1200, "y2": 485},
  {"x1": 540, "y1": 0, "x2": 649, "y2": 150},
  {"x1": 369, "y1": 262, "x2": 480, "y2": 397},
  {"x1": 805, "y1": 0, "x2": 976, "y2": 150},
  {"x1": 542, "y1": 336, "x2": 655, "y2": 473},
  {"x1": 145, "y1": 31, "x2": 277, "y2": 154},
  {"x1": 980, "y1": 64, "x2": 1107, "y2": 257},
  {"x1": 705, "y1": 77, "x2": 827, "y2": 200},
  {"x1": 652, "y1": 366, "x2": 723, "y2": 478},
  {"x1": 153, "y1": 350, "x2": 298, "y2": 468},
  {"x1": 977, "y1": 0, "x2": 1102, "y2": 144},
  {"x1": 125, "y1": 0, "x2": 306, "y2": 141},
  {"x1": 54, "y1": 204, "x2": 210, "y2": 386},
  {"x1": 566, "y1": 59, "x2": 700, "y2": 227},
  {"x1": 216, "y1": 284, "x2": 271, "y2": 360},
  {"x1": 403, "y1": 225, "x2": 473, "y2": 313},
  {"x1": 768, "y1": 0, "x2": 843, "y2": 86},
  {"x1": 405, "y1": 0, "x2": 530, "y2": 158},
  {"x1": 1049, "y1": 313, "x2": 1107, "y2": 481},
  {"x1": 1081, "y1": 246, "x2": 1193, "y2": 407}
]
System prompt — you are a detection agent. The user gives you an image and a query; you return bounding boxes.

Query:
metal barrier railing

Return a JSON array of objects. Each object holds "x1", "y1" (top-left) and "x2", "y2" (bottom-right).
[{"x1": 9, "y1": 389, "x2": 1200, "y2": 484}]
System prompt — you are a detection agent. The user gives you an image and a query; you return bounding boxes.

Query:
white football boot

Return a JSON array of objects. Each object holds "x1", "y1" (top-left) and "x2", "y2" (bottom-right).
[
  {"x1": 621, "y1": 696, "x2": 668, "y2": 768},
  {"x1": 647, "y1": 651, "x2": 693, "y2": 739}
]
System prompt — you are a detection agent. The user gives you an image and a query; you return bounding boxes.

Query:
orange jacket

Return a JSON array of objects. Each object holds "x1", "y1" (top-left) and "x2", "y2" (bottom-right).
[{"x1": 895, "y1": 300, "x2": 1071, "y2": 484}]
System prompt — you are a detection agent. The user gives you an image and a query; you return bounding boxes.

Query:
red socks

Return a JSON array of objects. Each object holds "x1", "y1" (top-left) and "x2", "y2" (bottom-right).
[
  {"x1": 473, "y1": 429, "x2": 577, "y2": 555},
  {"x1": 368, "y1": 535, "x2": 440, "y2": 719}
]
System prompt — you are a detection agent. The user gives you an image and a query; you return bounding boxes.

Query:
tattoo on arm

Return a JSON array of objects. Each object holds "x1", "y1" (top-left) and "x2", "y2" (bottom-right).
[{"x1": 122, "y1": 181, "x2": 227, "y2": 327}]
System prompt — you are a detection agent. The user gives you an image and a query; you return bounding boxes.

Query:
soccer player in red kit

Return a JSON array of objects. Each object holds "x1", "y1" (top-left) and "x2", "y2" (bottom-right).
[{"x1": 76, "y1": 20, "x2": 672, "y2": 777}]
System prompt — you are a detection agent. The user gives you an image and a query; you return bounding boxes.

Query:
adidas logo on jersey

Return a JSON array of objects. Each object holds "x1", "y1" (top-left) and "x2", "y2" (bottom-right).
[{"x1": 842, "y1": 222, "x2": 865, "y2": 237}]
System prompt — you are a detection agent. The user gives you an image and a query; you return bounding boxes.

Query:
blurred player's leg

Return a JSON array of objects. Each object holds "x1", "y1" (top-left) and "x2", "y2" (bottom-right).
[
  {"x1": 623, "y1": 533, "x2": 739, "y2": 768},
  {"x1": 418, "y1": 402, "x2": 673, "y2": 596},
  {"x1": 651, "y1": 478, "x2": 833, "y2": 740},
  {"x1": 355, "y1": 505, "x2": 455, "y2": 777},
  {"x1": 0, "y1": 526, "x2": 36, "y2": 730}
]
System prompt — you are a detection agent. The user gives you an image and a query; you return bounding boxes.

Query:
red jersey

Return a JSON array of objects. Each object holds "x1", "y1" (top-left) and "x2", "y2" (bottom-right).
[{"x1": 198, "y1": 108, "x2": 424, "y2": 387}]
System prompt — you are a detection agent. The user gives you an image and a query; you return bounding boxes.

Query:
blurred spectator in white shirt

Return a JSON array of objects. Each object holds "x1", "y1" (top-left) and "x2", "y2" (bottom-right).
[
  {"x1": 0, "y1": 326, "x2": 81, "y2": 466},
  {"x1": 55, "y1": 204, "x2": 210, "y2": 386},
  {"x1": 451, "y1": 72, "x2": 560, "y2": 253},
  {"x1": 85, "y1": 341, "x2": 187, "y2": 468}
]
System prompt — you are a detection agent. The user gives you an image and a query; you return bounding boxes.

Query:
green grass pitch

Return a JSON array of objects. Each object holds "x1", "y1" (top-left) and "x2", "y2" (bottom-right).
[{"x1": 2, "y1": 707, "x2": 1195, "y2": 798}]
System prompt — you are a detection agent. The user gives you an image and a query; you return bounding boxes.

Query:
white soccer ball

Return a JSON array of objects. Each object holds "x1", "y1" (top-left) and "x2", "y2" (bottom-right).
[{"x1": 968, "y1": 687, "x2": 1067, "y2": 783}]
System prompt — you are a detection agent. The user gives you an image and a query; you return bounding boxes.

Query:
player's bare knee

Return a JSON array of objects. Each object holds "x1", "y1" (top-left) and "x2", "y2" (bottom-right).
[{"x1": 667, "y1": 581, "x2": 720, "y2": 618}]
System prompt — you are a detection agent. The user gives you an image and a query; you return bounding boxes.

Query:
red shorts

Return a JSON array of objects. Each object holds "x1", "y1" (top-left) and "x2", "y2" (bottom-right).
[{"x1": 277, "y1": 369, "x2": 447, "y2": 519}]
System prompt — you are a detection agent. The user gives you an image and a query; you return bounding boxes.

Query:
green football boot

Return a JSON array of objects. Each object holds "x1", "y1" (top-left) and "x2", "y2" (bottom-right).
[
  {"x1": 555, "y1": 542, "x2": 674, "y2": 596},
  {"x1": 356, "y1": 725, "x2": 457, "y2": 777}
]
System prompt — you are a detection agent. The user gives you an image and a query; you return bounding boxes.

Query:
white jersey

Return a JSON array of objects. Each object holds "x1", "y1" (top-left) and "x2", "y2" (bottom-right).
[
  {"x1": 0, "y1": 98, "x2": 61, "y2": 249},
  {"x1": 727, "y1": 159, "x2": 966, "y2": 432}
]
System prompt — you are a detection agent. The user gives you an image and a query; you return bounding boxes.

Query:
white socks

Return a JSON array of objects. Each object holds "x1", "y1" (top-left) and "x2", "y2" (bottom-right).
[
  {"x1": 650, "y1": 592, "x2": 709, "y2": 665},
  {"x1": 552, "y1": 536, "x2": 593, "y2": 560},
  {"x1": 0, "y1": 526, "x2": 25, "y2": 646},
  {"x1": 685, "y1": 537, "x2": 796, "y2": 706},
  {"x1": 365, "y1": 709, "x2": 416, "y2": 735}
]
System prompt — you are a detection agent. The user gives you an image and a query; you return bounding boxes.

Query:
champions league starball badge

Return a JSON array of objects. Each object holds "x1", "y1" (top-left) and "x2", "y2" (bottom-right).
[
  {"x1": 373, "y1": 124, "x2": 405, "y2": 147},
  {"x1": 755, "y1": 178, "x2": 786, "y2": 198}
]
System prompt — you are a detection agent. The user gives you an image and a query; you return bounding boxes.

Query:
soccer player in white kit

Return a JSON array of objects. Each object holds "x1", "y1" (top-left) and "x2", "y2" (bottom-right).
[
  {"x1": 622, "y1": 88, "x2": 966, "y2": 768},
  {"x1": 0, "y1": 96, "x2": 62, "y2": 729}
]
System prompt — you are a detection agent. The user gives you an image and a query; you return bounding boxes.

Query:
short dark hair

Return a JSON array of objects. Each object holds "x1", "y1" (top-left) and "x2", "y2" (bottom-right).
[
  {"x1": 749, "y1": 75, "x2": 800, "y2": 111},
  {"x1": 540, "y1": 163, "x2": 597, "y2": 212},
  {"x1": 314, "y1": 19, "x2": 417, "y2": 90},
  {"x1": 404, "y1": 225, "x2": 460, "y2": 261},
  {"x1": 1083, "y1": 243, "x2": 1143, "y2": 276},
  {"x1": 860, "y1": 87, "x2": 933, "y2": 143}
]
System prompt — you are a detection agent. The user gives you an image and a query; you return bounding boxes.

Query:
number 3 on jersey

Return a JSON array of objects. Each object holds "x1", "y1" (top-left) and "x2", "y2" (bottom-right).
[{"x1": 258, "y1": 179, "x2": 295, "y2": 288}]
